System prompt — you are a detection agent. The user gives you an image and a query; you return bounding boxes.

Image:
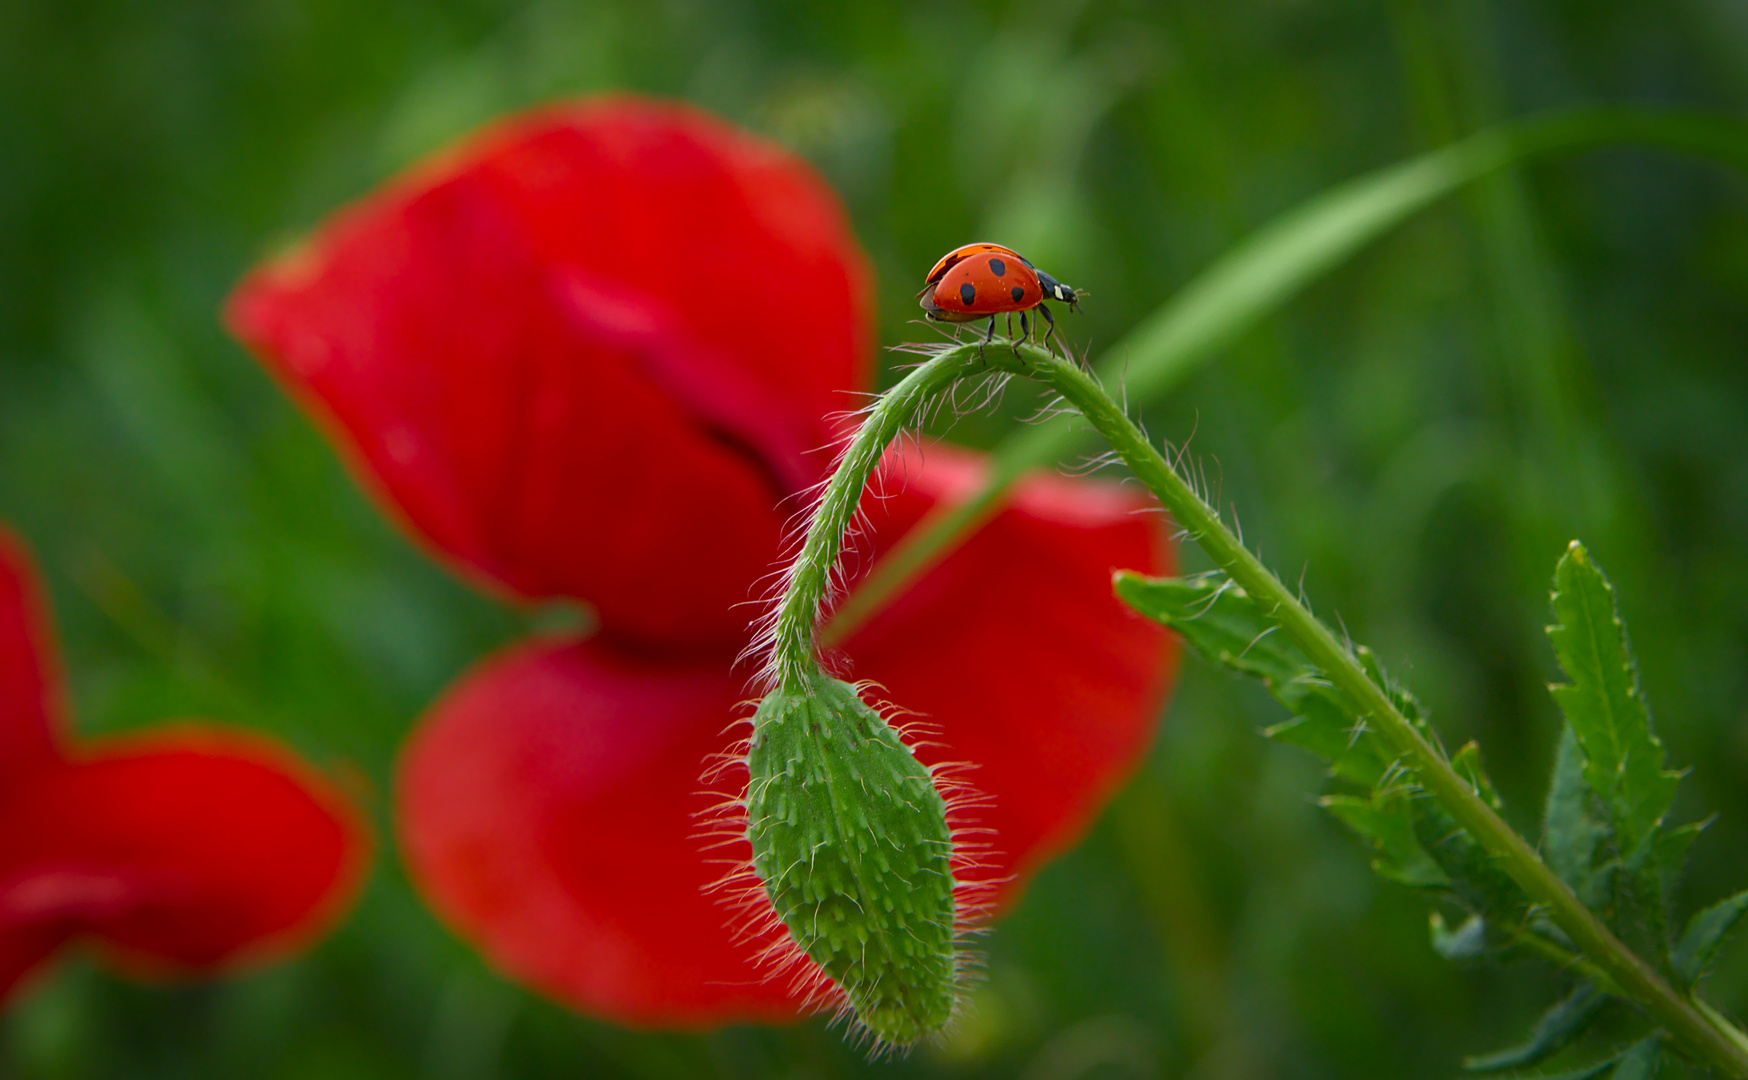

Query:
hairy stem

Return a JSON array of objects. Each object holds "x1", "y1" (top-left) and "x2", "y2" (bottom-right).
[
  {"x1": 772, "y1": 335, "x2": 1748, "y2": 1074},
  {"x1": 1013, "y1": 343, "x2": 1748, "y2": 1077},
  {"x1": 768, "y1": 343, "x2": 1010, "y2": 688}
]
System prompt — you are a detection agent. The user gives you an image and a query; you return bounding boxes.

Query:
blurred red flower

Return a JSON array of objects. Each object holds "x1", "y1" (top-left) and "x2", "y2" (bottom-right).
[
  {"x1": 0, "y1": 526, "x2": 367, "y2": 1003},
  {"x1": 227, "y1": 97, "x2": 1177, "y2": 1028}
]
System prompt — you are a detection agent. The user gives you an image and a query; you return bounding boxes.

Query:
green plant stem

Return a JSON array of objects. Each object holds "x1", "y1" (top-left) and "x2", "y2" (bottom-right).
[
  {"x1": 1009, "y1": 342, "x2": 1748, "y2": 1078},
  {"x1": 767, "y1": 344, "x2": 998, "y2": 687},
  {"x1": 779, "y1": 335, "x2": 1748, "y2": 1072},
  {"x1": 819, "y1": 414, "x2": 1059, "y2": 647},
  {"x1": 1696, "y1": 998, "x2": 1748, "y2": 1063}
]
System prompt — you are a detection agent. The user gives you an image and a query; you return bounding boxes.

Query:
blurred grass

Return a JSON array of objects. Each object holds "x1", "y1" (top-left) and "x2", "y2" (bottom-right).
[
  {"x1": 3, "y1": 1, "x2": 1748, "y2": 1078},
  {"x1": 826, "y1": 106, "x2": 1748, "y2": 640}
]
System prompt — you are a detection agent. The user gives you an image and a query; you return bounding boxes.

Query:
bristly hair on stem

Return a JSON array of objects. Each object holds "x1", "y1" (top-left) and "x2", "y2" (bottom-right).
[
  {"x1": 747, "y1": 342, "x2": 1018, "y2": 692},
  {"x1": 738, "y1": 330, "x2": 1748, "y2": 1074},
  {"x1": 1004, "y1": 344, "x2": 1748, "y2": 1078},
  {"x1": 727, "y1": 340, "x2": 1031, "y2": 1050}
]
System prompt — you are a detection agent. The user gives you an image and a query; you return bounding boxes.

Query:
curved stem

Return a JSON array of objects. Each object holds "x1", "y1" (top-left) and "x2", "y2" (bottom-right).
[
  {"x1": 767, "y1": 344, "x2": 1009, "y2": 688},
  {"x1": 774, "y1": 334, "x2": 1748, "y2": 1073},
  {"x1": 1013, "y1": 342, "x2": 1748, "y2": 1078}
]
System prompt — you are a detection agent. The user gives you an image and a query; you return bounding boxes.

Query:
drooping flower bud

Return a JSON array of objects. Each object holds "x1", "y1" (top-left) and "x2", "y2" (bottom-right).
[{"x1": 745, "y1": 674, "x2": 957, "y2": 1045}]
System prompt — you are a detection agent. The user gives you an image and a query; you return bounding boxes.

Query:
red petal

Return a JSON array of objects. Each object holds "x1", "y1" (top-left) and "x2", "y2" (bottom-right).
[
  {"x1": 395, "y1": 443, "x2": 1177, "y2": 1026},
  {"x1": 841, "y1": 441, "x2": 1178, "y2": 906},
  {"x1": 0, "y1": 727, "x2": 370, "y2": 999},
  {"x1": 397, "y1": 637, "x2": 802, "y2": 1028},
  {"x1": 227, "y1": 98, "x2": 871, "y2": 650},
  {"x1": 0, "y1": 528, "x2": 67, "y2": 784},
  {"x1": 0, "y1": 929, "x2": 65, "y2": 1005}
]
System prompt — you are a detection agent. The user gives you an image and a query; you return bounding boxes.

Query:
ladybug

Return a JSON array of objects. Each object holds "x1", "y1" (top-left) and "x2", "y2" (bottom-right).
[{"x1": 916, "y1": 242, "x2": 1080, "y2": 347}]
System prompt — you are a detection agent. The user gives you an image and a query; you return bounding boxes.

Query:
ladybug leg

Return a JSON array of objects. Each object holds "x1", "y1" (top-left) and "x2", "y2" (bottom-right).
[
  {"x1": 1019, "y1": 309, "x2": 1030, "y2": 344},
  {"x1": 1038, "y1": 303, "x2": 1060, "y2": 354},
  {"x1": 983, "y1": 316, "x2": 997, "y2": 347}
]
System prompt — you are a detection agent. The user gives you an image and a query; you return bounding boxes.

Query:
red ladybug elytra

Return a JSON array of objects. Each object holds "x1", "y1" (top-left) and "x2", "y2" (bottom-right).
[{"x1": 916, "y1": 242, "x2": 1080, "y2": 346}]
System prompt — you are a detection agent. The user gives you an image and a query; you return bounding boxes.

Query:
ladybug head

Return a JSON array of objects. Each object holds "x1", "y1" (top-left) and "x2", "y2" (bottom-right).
[{"x1": 1035, "y1": 269, "x2": 1081, "y2": 312}]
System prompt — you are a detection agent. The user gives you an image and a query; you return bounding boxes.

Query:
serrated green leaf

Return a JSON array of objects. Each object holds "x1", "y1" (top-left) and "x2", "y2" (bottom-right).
[
  {"x1": 1413, "y1": 798, "x2": 1530, "y2": 920},
  {"x1": 1547, "y1": 543, "x2": 1679, "y2": 854},
  {"x1": 1476, "y1": 1043, "x2": 1646, "y2": 1080},
  {"x1": 1672, "y1": 890, "x2": 1748, "y2": 988},
  {"x1": 1115, "y1": 575, "x2": 1441, "y2": 784},
  {"x1": 1113, "y1": 573, "x2": 1298, "y2": 682},
  {"x1": 1402, "y1": 745, "x2": 1519, "y2": 916},
  {"x1": 1120, "y1": 571, "x2": 1529, "y2": 915},
  {"x1": 1322, "y1": 794, "x2": 1449, "y2": 888},
  {"x1": 1606, "y1": 1037, "x2": 1662, "y2": 1080},
  {"x1": 1464, "y1": 982, "x2": 1606, "y2": 1072},
  {"x1": 1358, "y1": 644, "x2": 1430, "y2": 730},
  {"x1": 1609, "y1": 829, "x2": 1673, "y2": 973},
  {"x1": 1476, "y1": 1038, "x2": 1659, "y2": 1080},
  {"x1": 1654, "y1": 818, "x2": 1708, "y2": 895},
  {"x1": 1454, "y1": 742, "x2": 1504, "y2": 811},
  {"x1": 1548, "y1": 545, "x2": 1685, "y2": 971},
  {"x1": 1544, "y1": 725, "x2": 1608, "y2": 907},
  {"x1": 1263, "y1": 698, "x2": 1394, "y2": 787},
  {"x1": 1115, "y1": 572, "x2": 1393, "y2": 784}
]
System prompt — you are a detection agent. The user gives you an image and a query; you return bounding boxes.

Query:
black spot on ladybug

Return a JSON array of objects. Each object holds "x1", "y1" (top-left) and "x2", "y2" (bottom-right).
[
  {"x1": 959, "y1": 282, "x2": 976, "y2": 306},
  {"x1": 1011, "y1": 285, "x2": 1025, "y2": 303},
  {"x1": 988, "y1": 257, "x2": 1007, "y2": 277}
]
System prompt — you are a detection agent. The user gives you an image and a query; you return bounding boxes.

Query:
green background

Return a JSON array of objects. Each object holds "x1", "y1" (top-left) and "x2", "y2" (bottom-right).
[{"x1": 2, "y1": 0, "x2": 1747, "y2": 1076}]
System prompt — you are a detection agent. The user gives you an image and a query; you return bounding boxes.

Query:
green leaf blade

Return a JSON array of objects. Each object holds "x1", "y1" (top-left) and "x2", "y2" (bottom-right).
[
  {"x1": 1547, "y1": 543, "x2": 1678, "y2": 857},
  {"x1": 1115, "y1": 571, "x2": 1393, "y2": 784},
  {"x1": 1464, "y1": 981, "x2": 1606, "y2": 1073},
  {"x1": 1322, "y1": 794, "x2": 1449, "y2": 888},
  {"x1": 1672, "y1": 891, "x2": 1748, "y2": 988},
  {"x1": 1119, "y1": 571, "x2": 1527, "y2": 913},
  {"x1": 1543, "y1": 726, "x2": 1608, "y2": 908},
  {"x1": 1606, "y1": 1037, "x2": 1663, "y2": 1080}
]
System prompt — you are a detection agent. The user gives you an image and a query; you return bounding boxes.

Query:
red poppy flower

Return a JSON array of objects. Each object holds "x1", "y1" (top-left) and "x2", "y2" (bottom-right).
[
  {"x1": 227, "y1": 97, "x2": 1177, "y2": 1028},
  {"x1": 0, "y1": 526, "x2": 368, "y2": 1003}
]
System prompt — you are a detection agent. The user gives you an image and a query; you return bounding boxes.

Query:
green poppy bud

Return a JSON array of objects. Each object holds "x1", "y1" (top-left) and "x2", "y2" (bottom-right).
[{"x1": 745, "y1": 674, "x2": 958, "y2": 1046}]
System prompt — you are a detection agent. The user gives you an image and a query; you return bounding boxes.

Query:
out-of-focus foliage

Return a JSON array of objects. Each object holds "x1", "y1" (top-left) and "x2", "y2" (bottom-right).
[{"x1": 2, "y1": 1, "x2": 1746, "y2": 1077}]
